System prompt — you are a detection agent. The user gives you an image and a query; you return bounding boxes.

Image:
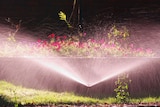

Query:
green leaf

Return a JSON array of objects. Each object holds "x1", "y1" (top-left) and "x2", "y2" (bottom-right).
[
  {"x1": 58, "y1": 11, "x2": 67, "y2": 21},
  {"x1": 58, "y1": 11, "x2": 72, "y2": 28}
]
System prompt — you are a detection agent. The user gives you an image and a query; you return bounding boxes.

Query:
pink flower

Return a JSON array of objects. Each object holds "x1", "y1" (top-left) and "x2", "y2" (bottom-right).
[
  {"x1": 56, "y1": 45, "x2": 61, "y2": 51},
  {"x1": 99, "y1": 39, "x2": 105, "y2": 44},
  {"x1": 51, "y1": 42, "x2": 61, "y2": 51},
  {"x1": 56, "y1": 36, "x2": 60, "y2": 40},
  {"x1": 79, "y1": 43, "x2": 85, "y2": 48},
  {"x1": 42, "y1": 41, "x2": 48, "y2": 47},
  {"x1": 136, "y1": 48, "x2": 143, "y2": 52},
  {"x1": 83, "y1": 32, "x2": 87, "y2": 36},
  {"x1": 51, "y1": 42, "x2": 58, "y2": 46},
  {"x1": 111, "y1": 44, "x2": 115, "y2": 47},
  {"x1": 37, "y1": 39, "x2": 42, "y2": 43},
  {"x1": 90, "y1": 39, "x2": 95, "y2": 43},
  {"x1": 130, "y1": 44, "x2": 134, "y2": 48},
  {"x1": 48, "y1": 33, "x2": 55, "y2": 38},
  {"x1": 146, "y1": 49, "x2": 153, "y2": 54},
  {"x1": 63, "y1": 35, "x2": 67, "y2": 39},
  {"x1": 36, "y1": 39, "x2": 44, "y2": 47}
]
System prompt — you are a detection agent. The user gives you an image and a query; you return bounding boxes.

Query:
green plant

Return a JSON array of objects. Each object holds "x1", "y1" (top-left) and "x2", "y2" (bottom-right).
[
  {"x1": 108, "y1": 25, "x2": 129, "y2": 48},
  {"x1": 13, "y1": 90, "x2": 18, "y2": 107},
  {"x1": 58, "y1": 0, "x2": 82, "y2": 35},
  {"x1": 58, "y1": 11, "x2": 72, "y2": 28},
  {"x1": 114, "y1": 73, "x2": 131, "y2": 104},
  {"x1": 9, "y1": 88, "x2": 18, "y2": 107},
  {"x1": 109, "y1": 26, "x2": 131, "y2": 103},
  {"x1": 5, "y1": 18, "x2": 21, "y2": 42}
]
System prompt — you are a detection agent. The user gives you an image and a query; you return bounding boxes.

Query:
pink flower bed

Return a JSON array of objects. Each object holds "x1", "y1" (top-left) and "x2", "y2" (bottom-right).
[{"x1": 0, "y1": 33, "x2": 154, "y2": 57}]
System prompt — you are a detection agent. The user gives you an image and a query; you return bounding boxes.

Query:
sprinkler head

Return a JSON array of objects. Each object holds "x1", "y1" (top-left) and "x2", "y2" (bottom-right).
[{"x1": 86, "y1": 84, "x2": 92, "y2": 88}]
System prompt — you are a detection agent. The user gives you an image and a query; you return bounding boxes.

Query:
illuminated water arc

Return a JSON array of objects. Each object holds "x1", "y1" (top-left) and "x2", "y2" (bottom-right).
[
  {"x1": 33, "y1": 58, "x2": 88, "y2": 86},
  {"x1": 27, "y1": 57, "x2": 153, "y2": 88},
  {"x1": 87, "y1": 58, "x2": 150, "y2": 87},
  {"x1": 86, "y1": 70, "x2": 130, "y2": 87}
]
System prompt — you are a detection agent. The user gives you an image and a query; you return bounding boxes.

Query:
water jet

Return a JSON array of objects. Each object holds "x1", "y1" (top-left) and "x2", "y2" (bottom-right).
[{"x1": 0, "y1": 57, "x2": 157, "y2": 88}]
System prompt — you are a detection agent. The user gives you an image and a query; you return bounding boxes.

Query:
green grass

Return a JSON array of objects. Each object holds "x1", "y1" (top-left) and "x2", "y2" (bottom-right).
[
  {"x1": 0, "y1": 80, "x2": 160, "y2": 106},
  {"x1": 0, "y1": 81, "x2": 114, "y2": 106}
]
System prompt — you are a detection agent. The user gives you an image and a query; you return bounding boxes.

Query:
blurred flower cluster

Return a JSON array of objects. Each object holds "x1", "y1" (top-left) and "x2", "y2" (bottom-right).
[{"x1": 0, "y1": 30, "x2": 154, "y2": 57}]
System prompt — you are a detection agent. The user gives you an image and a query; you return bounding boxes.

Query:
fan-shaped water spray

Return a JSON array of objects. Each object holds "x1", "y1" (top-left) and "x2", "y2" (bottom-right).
[{"x1": 32, "y1": 57, "x2": 156, "y2": 87}]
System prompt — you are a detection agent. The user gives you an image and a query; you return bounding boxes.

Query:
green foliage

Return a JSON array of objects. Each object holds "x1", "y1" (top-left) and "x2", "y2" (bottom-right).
[
  {"x1": 8, "y1": 32, "x2": 16, "y2": 42},
  {"x1": 5, "y1": 18, "x2": 21, "y2": 42},
  {"x1": 58, "y1": 11, "x2": 72, "y2": 28},
  {"x1": 12, "y1": 89, "x2": 18, "y2": 107},
  {"x1": 109, "y1": 26, "x2": 131, "y2": 104},
  {"x1": 108, "y1": 25, "x2": 129, "y2": 39},
  {"x1": 114, "y1": 73, "x2": 131, "y2": 104},
  {"x1": 108, "y1": 25, "x2": 129, "y2": 46}
]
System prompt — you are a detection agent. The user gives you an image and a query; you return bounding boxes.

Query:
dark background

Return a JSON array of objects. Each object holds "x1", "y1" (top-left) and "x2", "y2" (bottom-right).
[
  {"x1": 0, "y1": 0, "x2": 159, "y2": 17},
  {"x1": 0, "y1": 0, "x2": 160, "y2": 38}
]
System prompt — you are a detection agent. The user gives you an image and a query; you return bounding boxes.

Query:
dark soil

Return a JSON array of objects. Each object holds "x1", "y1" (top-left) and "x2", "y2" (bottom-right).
[{"x1": 13, "y1": 103, "x2": 160, "y2": 107}]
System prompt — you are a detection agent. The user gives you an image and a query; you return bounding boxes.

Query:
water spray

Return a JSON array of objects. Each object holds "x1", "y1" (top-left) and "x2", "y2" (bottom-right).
[{"x1": 32, "y1": 58, "x2": 89, "y2": 86}]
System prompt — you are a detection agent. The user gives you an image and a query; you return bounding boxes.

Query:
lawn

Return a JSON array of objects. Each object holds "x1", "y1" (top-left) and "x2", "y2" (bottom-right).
[
  {"x1": 0, "y1": 81, "x2": 112, "y2": 106},
  {"x1": 0, "y1": 80, "x2": 160, "y2": 107}
]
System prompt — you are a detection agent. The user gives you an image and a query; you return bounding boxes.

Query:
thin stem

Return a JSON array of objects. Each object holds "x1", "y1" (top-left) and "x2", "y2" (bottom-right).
[{"x1": 69, "y1": 0, "x2": 77, "y2": 23}]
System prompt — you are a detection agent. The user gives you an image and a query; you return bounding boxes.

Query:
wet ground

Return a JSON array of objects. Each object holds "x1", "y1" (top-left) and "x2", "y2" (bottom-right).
[{"x1": 18, "y1": 103, "x2": 160, "y2": 107}]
